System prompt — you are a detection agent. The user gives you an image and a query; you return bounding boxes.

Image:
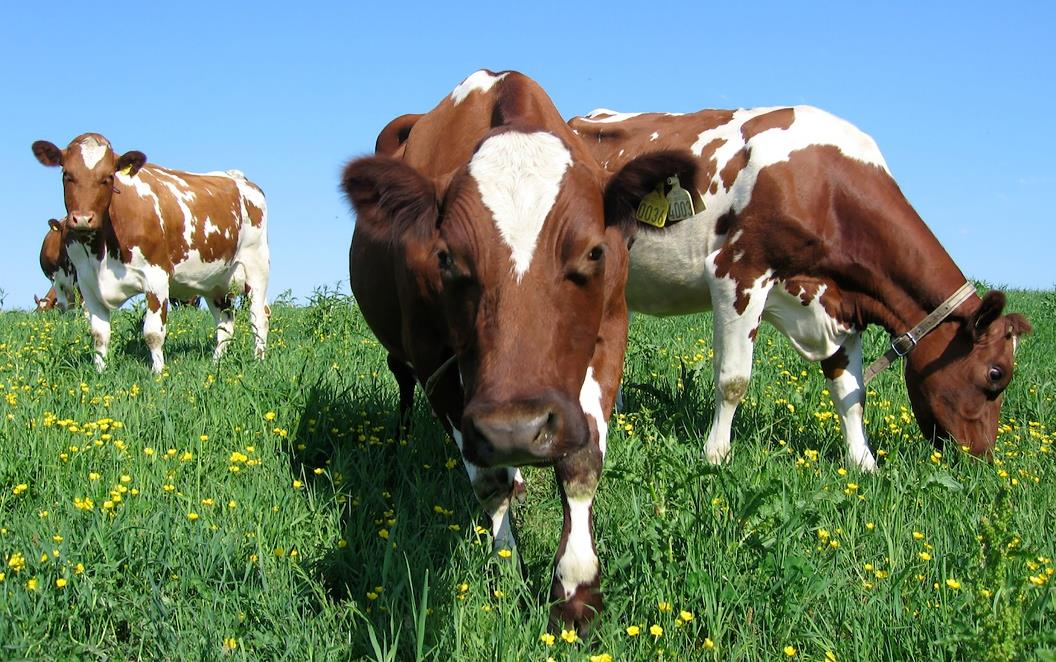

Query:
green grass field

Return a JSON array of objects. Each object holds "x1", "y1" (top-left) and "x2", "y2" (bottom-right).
[{"x1": 1, "y1": 286, "x2": 1053, "y2": 660}]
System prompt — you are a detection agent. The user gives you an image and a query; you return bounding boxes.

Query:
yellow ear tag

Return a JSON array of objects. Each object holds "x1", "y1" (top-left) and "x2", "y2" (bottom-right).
[
  {"x1": 119, "y1": 164, "x2": 133, "y2": 176},
  {"x1": 635, "y1": 183, "x2": 669, "y2": 228},
  {"x1": 665, "y1": 175, "x2": 696, "y2": 222}
]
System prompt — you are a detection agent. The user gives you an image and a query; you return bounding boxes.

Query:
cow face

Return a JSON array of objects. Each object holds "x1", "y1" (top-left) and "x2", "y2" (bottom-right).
[
  {"x1": 344, "y1": 131, "x2": 693, "y2": 468},
  {"x1": 32, "y1": 134, "x2": 146, "y2": 234},
  {"x1": 904, "y1": 291, "x2": 1031, "y2": 455}
]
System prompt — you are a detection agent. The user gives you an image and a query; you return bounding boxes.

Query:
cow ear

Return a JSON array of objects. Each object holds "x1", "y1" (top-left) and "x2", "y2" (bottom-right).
[
  {"x1": 603, "y1": 150, "x2": 699, "y2": 238},
  {"x1": 1006, "y1": 312, "x2": 1031, "y2": 338},
  {"x1": 966, "y1": 290, "x2": 1006, "y2": 341},
  {"x1": 48, "y1": 218, "x2": 62, "y2": 232},
  {"x1": 375, "y1": 113, "x2": 423, "y2": 155},
  {"x1": 116, "y1": 151, "x2": 147, "y2": 177},
  {"x1": 32, "y1": 140, "x2": 63, "y2": 167},
  {"x1": 341, "y1": 155, "x2": 438, "y2": 238}
]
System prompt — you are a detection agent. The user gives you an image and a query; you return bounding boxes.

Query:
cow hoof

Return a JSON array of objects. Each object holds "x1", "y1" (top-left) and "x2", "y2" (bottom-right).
[
  {"x1": 704, "y1": 444, "x2": 731, "y2": 466},
  {"x1": 850, "y1": 449, "x2": 878, "y2": 472},
  {"x1": 549, "y1": 583, "x2": 603, "y2": 637}
]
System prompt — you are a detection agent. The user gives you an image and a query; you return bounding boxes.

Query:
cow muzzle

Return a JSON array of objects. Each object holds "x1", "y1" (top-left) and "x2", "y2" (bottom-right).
[
  {"x1": 461, "y1": 393, "x2": 586, "y2": 467},
  {"x1": 68, "y1": 212, "x2": 96, "y2": 232}
]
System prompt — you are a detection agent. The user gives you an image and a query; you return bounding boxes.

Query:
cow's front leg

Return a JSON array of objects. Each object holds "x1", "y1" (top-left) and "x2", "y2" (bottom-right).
[
  {"x1": 143, "y1": 291, "x2": 169, "y2": 374},
  {"x1": 88, "y1": 309, "x2": 111, "y2": 372},
  {"x1": 821, "y1": 333, "x2": 877, "y2": 471},
  {"x1": 449, "y1": 425, "x2": 518, "y2": 551},
  {"x1": 703, "y1": 274, "x2": 770, "y2": 464},
  {"x1": 549, "y1": 442, "x2": 604, "y2": 634}
]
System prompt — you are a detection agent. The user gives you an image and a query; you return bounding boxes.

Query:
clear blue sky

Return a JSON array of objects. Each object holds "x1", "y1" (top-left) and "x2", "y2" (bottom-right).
[{"x1": 2, "y1": 2, "x2": 1052, "y2": 310}]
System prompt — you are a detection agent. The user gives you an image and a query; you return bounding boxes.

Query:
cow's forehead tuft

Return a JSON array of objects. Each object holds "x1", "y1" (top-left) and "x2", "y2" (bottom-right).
[{"x1": 70, "y1": 134, "x2": 112, "y2": 170}]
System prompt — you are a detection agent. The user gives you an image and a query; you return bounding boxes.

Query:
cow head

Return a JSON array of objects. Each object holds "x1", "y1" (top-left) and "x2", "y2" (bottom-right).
[
  {"x1": 32, "y1": 134, "x2": 146, "y2": 234},
  {"x1": 904, "y1": 290, "x2": 1032, "y2": 455},
  {"x1": 344, "y1": 129, "x2": 693, "y2": 468}
]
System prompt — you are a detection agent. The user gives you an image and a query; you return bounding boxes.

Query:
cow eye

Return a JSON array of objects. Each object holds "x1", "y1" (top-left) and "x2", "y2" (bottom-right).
[
  {"x1": 62, "y1": 171, "x2": 73, "y2": 183},
  {"x1": 437, "y1": 250, "x2": 453, "y2": 271},
  {"x1": 587, "y1": 245, "x2": 604, "y2": 261},
  {"x1": 987, "y1": 366, "x2": 1004, "y2": 383}
]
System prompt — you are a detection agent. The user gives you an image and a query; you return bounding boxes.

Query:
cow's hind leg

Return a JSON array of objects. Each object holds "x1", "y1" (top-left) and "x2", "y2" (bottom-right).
[
  {"x1": 245, "y1": 267, "x2": 270, "y2": 360},
  {"x1": 143, "y1": 290, "x2": 169, "y2": 375},
  {"x1": 207, "y1": 295, "x2": 235, "y2": 361},
  {"x1": 88, "y1": 309, "x2": 111, "y2": 373},
  {"x1": 821, "y1": 334, "x2": 877, "y2": 471},
  {"x1": 703, "y1": 274, "x2": 771, "y2": 464},
  {"x1": 386, "y1": 354, "x2": 416, "y2": 441}
]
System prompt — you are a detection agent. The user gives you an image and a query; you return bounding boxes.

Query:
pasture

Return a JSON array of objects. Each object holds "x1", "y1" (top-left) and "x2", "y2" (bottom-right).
[{"x1": 1, "y1": 286, "x2": 1053, "y2": 660}]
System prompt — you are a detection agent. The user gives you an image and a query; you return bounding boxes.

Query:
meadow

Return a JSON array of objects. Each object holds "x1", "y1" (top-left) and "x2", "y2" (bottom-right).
[{"x1": 0, "y1": 285, "x2": 1053, "y2": 661}]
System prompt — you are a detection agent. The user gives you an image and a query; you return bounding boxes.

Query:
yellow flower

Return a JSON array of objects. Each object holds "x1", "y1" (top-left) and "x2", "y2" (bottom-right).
[
  {"x1": 187, "y1": 512, "x2": 200, "y2": 522},
  {"x1": 658, "y1": 600, "x2": 673, "y2": 612},
  {"x1": 561, "y1": 628, "x2": 579, "y2": 643},
  {"x1": 26, "y1": 577, "x2": 39, "y2": 591},
  {"x1": 264, "y1": 411, "x2": 277, "y2": 422},
  {"x1": 497, "y1": 548, "x2": 513, "y2": 559},
  {"x1": 679, "y1": 610, "x2": 694, "y2": 622},
  {"x1": 223, "y1": 637, "x2": 238, "y2": 652},
  {"x1": 199, "y1": 434, "x2": 209, "y2": 442},
  {"x1": 292, "y1": 480, "x2": 303, "y2": 490},
  {"x1": 143, "y1": 447, "x2": 155, "y2": 456},
  {"x1": 945, "y1": 578, "x2": 961, "y2": 590},
  {"x1": 866, "y1": 521, "x2": 875, "y2": 531},
  {"x1": 705, "y1": 637, "x2": 716, "y2": 650},
  {"x1": 919, "y1": 552, "x2": 932, "y2": 561},
  {"x1": 378, "y1": 529, "x2": 389, "y2": 539},
  {"x1": 825, "y1": 651, "x2": 838, "y2": 662},
  {"x1": 784, "y1": 645, "x2": 797, "y2": 656},
  {"x1": 56, "y1": 577, "x2": 68, "y2": 588},
  {"x1": 75, "y1": 563, "x2": 84, "y2": 574},
  {"x1": 590, "y1": 655, "x2": 613, "y2": 662},
  {"x1": 12, "y1": 483, "x2": 28, "y2": 496},
  {"x1": 7, "y1": 552, "x2": 26, "y2": 572},
  {"x1": 539, "y1": 632, "x2": 555, "y2": 646},
  {"x1": 650, "y1": 624, "x2": 663, "y2": 638},
  {"x1": 626, "y1": 625, "x2": 641, "y2": 636},
  {"x1": 88, "y1": 472, "x2": 100, "y2": 481},
  {"x1": 817, "y1": 529, "x2": 830, "y2": 541}
]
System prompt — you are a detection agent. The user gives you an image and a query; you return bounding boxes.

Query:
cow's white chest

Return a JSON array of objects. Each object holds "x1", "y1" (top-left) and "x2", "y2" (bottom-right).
[{"x1": 67, "y1": 242, "x2": 167, "y2": 309}]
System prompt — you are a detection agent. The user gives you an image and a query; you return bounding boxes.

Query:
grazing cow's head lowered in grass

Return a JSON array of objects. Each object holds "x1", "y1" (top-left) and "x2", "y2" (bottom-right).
[
  {"x1": 32, "y1": 133, "x2": 147, "y2": 234},
  {"x1": 343, "y1": 130, "x2": 694, "y2": 469},
  {"x1": 905, "y1": 290, "x2": 1032, "y2": 455}
]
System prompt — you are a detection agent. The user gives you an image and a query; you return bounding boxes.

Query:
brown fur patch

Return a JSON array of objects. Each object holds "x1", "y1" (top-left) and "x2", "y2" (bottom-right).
[
  {"x1": 741, "y1": 108, "x2": 795, "y2": 142},
  {"x1": 821, "y1": 347, "x2": 849, "y2": 379},
  {"x1": 720, "y1": 147, "x2": 750, "y2": 190}
]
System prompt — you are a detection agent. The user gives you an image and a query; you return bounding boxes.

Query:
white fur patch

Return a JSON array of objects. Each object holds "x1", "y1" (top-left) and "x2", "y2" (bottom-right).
[
  {"x1": 581, "y1": 109, "x2": 643, "y2": 124},
  {"x1": 469, "y1": 131, "x2": 572, "y2": 280},
  {"x1": 578, "y1": 367, "x2": 608, "y2": 457},
  {"x1": 451, "y1": 70, "x2": 508, "y2": 105},
  {"x1": 555, "y1": 496, "x2": 597, "y2": 599},
  {"x1": 77, "y1": 136, "x2": 108, "y2": 170}
]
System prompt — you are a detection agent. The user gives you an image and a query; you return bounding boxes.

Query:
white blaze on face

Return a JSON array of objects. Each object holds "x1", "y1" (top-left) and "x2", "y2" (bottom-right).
[
  {"x1": 579, "y1": 366, "x2": 608, "y2": 456},
  {"x1": 77, "y1": 136, "x2": 109, "y2": 170},
  {"x1": 469, "y1": 131, "x2": 572, "y2": 281},
  {"x1": 450, "y1": 70, "x2": 508, "y2": 105}
]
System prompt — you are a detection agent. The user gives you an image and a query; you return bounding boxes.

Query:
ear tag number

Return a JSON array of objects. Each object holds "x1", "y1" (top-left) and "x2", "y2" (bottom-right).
[
  {"x1": 665, "y1": 175, "x2": 695, "y2": 222},
  {"x1": 635, "y1": 183, "x2": 669, "y2": 228}
]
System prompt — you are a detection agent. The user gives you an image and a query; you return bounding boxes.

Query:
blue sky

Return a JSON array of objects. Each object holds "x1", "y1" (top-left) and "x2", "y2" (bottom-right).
[{"x1": 2, "y1": 2, "x2": 1052, "y2": 310}]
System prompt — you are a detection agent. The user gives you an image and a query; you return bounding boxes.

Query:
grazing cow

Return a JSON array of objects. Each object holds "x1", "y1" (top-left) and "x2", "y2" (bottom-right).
[
  {"x1": 32, "y1": 133, "x2": 270, "y2": 373},
  {"x1": 569, "y1": 106, "x2": 1031, "y2": 468},
  {"x1": 38, "y1": 218, "x2": 77, "y2": 311},
  {"x1": 343, "y1": 70, "x2": 695, "y2": 630}
]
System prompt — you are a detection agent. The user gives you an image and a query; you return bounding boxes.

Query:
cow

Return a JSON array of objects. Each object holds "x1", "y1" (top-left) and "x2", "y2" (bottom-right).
[
  {"x1": 38, "y1": 218, "x2": 77, "y2": 312},
  {"x1": 34, "y1": 287, "x2": 59, "y2": 312},
  {"x1": 343, "y1": 70, "x2": 695, "y2": 631},
  {"x1": 568, "y1": 106, "x2": 1031, "y2": 469},
  {"x1": 32, "y1": 134, "x2": 270, "y2": 373}
]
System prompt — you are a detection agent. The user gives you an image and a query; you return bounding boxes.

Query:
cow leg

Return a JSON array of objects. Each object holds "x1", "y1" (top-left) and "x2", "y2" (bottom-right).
[
  {"x1": 88, "y1": 309, "x2": 111, "y2": 372},
  {"x1": 386, "y1": 354, "x2": 415, "y2": 441},
  {"x1": 207, "y1": 296, "x2": 235, "y2": 361},
  {"x1": 143, "y1": 290, "x2": 169, "y2": 374},
  {"x1": 703, "y1": 277, "x2": 771, "y2": 464},
  {"x1": 448, "y1": 423, "x2": 518, "y2": 551},
  {"x1": 549, "y1": 444, "x2": 604, "y2": 634},
  {"x1": 820, "y1": 333, "x2": 877, "y2": 471},
  {"x1": 245, "y1": 273, "x2": 269, "y2": 360}
]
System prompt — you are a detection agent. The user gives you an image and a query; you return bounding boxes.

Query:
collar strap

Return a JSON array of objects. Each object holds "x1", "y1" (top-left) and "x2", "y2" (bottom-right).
[
  {"x1": 424, "y1": 354, "x2": 458, "y2": 398},
  {"x1": 863, "y1": 282, "x2": 976, "y2": 385}
]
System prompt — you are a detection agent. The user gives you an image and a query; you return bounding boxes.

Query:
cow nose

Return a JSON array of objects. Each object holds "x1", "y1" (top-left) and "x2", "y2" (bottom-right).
[
  {"x1": 463, "y1": 401, "x2": 563, "y2": 466},
  {"x1": 70, "y1": 212, "x2": 94, "y2": 228}
]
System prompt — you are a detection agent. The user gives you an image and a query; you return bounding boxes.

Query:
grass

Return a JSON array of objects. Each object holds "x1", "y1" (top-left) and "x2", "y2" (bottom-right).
[{"x1": 0, "y1": 286, "x2": 1053, "y2": 660}]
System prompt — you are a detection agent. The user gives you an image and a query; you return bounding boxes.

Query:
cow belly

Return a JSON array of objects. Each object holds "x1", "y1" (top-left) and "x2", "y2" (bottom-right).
[
  {"x1": 626, "y1": 215, "x2": 714, "y2": 316},
  {"x1": 171, "y1": 251, "x2": 238, "y2": 298},
  {"x1": 762, "y1": 283, "x2": 850, "y2": 361}
]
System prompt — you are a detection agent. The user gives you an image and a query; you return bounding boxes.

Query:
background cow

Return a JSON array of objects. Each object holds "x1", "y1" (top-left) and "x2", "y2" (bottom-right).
[
  {"x1": 569, "y1": 106, "x2": 1031, "y2": 468},
  {"x1": 38, "y1": 217, "x2": 77, "y2": 312},
  {"x1": 32, "y1": 133, "x2": 270, "y2": 373},
  {"x1": 344, "y1": 70, "x2": 694, "y2": 631}
]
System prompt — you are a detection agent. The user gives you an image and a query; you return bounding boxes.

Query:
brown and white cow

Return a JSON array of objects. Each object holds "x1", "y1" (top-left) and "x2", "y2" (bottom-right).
[
  {"x1": 32, "y1": 134, "x2": 270, "y2": 373},
  {"x1": 38, "y1": 218, "x2": 77, "y2": 311},
  {"x1": 569, "y1": 106, "x2": 1031, "y2": 468},
  {"x1": 344, "y1": 70, "x2": 695, "y2": 630}
]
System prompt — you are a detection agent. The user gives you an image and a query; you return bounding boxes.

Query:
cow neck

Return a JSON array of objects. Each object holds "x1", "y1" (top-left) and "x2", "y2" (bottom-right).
[{"x1": 842, "y1": 232, "x2": 978, "y2": 341}]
